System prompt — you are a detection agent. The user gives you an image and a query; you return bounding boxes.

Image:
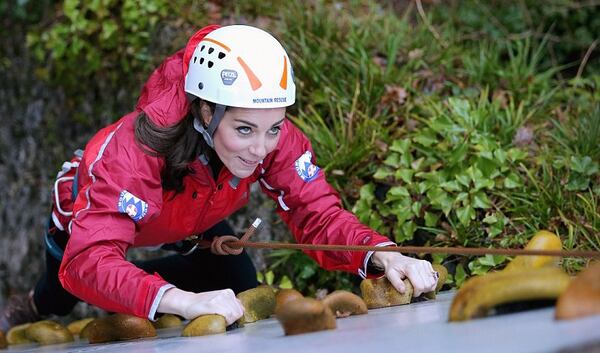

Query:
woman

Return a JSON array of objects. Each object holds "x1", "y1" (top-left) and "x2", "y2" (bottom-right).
[{"x1": 0, "y1": 24, "x2": 437, "y2": 330}]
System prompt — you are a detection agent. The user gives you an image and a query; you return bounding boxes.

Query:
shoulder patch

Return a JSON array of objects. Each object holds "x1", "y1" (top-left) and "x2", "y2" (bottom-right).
[
  {"x1": 118, "y1": 190, "x2": 148, "y2": 222},
  {"x1": 294, "y1": 151, "x2": 320, "y2": 182}
]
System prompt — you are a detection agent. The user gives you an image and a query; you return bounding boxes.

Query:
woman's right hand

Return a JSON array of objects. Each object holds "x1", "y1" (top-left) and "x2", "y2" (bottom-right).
[{"x1": 157, "y1": 287, "x2": 244, "y2": 325}]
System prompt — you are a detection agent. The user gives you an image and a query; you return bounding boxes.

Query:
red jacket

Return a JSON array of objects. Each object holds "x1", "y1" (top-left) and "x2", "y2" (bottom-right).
[{"x1": 56, "y1": 25, "x2": 393, "y2": 319}]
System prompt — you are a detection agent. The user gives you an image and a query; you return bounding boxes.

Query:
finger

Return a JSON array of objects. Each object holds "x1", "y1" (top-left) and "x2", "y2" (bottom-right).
[
  {"x1": 416, "y1": 262, "x2": 437, "y2": 292},
  {"x1": 406, "y1": 265, "x2": 427, "y2": 297},
  {"x1": 386, "y1": 270, "x2": 407, "y2": 294}
]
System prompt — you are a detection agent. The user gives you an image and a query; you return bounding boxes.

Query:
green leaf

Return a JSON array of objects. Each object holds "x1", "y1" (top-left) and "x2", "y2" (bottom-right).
[
  {"x1": 488, "y1": 223, "x2": 504, "y2": 237},
  {"x1": 413, "y1": 134, "x2": 438, "y2": 147},
  {"x1": 570, "y1": 156, "x2": 599, "y2": 175},
  {"x1": 299, "y1": 265, "x2": 316, "y2": 279},
  {"x1": 472, "y1": 191, "x2": 492, "y2": 209},
  {"x1": 476, "y1": 157, "x2": 498, "y2": 177},
  {"x1": 411, "y1": 157, "x2": 426, "y2": 171},
  {"x1": 566, "y1": 174, "x2": 590, "y2": 191},
  {"x1": 483, "y1": 214, "x2": 498, "y2": 224},
  {"x1": 456, "y1": 192, "x2": 470, "y2": 203},
  {"x1": 456, "y1": 173, "x2": 471, "y2": 187},
  {"x1": 395, "y1": 169, "x2": 414, "y2": 183},
  {"x1": 478, "y1": 254, "x2": 507, "y2": 266},
  {"x1": 278, "y1": 275, "x2": 293, "y2": 289},
  {"x1": 456, "y1": 205, "x2": 476, "y2": 226},
  {"x1": 468, "y1": 259, "x2": 491, "y2": 276},
  {"x1": 504, "y1": 172, "x2": 523, "y2": 188},
  {"x1": 440, "y1": 180, "x2": 462, "y2": 192},
  {"x1": 494, "y1": 149, "x2": 507, "y2": 164},
  {"x1": 417, "y1": 181, "x2": 431, "y2": 194},
  {"x1": 265, "y1": 271, "x2": 275, "y2": 285},
  {"x1": 454, "y1": 263, "x2": 467, "y2": 287},
  {"x1": 392, "y1": 205, "x2": 413, "y2": 225},
  {"x1": 507, "y1": 148, "x2": 528, "y2": 162},
  {"x1": 424, "y1": 212, "x2": 439, "y2": 227},
  {"x1": 386, "y1": 186, "x2": 410, "y2": 201},
  {"x1": 395, "y1": 221, "x2": 416, "y2": 242},
  {"x1": 389, "y1": 139, "x2": 411, "y2": 154},
  {"x1": 359, "y1": 183, "x2": 375, "y2": 202},
  {"x1": 373, "y1": 167, "x2": 392, "y2": 179},
  {"x1": 411, "y1": 201, "x2": 422, "y2": 216},
  {"x1": 383, "y1": 153, "x2": 401, "y2": 168}
]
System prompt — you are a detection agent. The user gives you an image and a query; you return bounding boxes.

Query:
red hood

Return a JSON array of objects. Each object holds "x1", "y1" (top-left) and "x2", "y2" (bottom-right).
[{"x1": 135, "y1": 25, "x2": 220, "y2": 127}]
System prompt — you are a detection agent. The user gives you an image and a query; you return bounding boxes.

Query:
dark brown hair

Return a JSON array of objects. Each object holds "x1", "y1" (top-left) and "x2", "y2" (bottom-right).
[{"x1": 134, "y1": 101, "x2": 215, "y2": 193}]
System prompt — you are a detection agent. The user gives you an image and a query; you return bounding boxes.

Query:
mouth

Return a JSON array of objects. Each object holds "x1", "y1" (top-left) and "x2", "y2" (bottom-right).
[{"x1": 238, "y1": 156, "x2": 259, "y2": 167}]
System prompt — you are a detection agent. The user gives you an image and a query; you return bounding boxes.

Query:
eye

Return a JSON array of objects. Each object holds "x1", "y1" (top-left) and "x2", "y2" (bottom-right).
[
  {"x1": 269, "y1": 126, "x2": 281, "y2": 135},
  {"x1": 236, "y1": 126, "x2": 252, "y2": 135}
]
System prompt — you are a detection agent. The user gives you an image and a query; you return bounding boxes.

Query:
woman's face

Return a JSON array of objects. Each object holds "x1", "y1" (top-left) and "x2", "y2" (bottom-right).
[{"x1": 205, "y1": 106, "x2": 286, "y2": 178}]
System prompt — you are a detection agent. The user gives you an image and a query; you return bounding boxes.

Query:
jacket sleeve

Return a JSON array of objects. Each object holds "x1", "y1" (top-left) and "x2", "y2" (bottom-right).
[
  {"x1": 58, "y1": 118, "x2": 172, "y2": 319},
  {"x1": 259, "y1": 121, "x2": 395, "y2": 278}
]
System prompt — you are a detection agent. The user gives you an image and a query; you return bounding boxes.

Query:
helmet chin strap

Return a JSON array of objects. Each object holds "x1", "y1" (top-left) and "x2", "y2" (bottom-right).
[{"x1": 193, "y1": 103, "x2": 226, "y2": 148}]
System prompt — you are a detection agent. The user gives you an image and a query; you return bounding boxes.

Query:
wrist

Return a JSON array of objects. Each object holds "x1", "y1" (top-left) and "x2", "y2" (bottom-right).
[
  {"x1": 157, "y1": 288, "x2": 193, "y2": 317},
  {"x1": 371, "y1": 251, "x2": 398, "y2": 269}
]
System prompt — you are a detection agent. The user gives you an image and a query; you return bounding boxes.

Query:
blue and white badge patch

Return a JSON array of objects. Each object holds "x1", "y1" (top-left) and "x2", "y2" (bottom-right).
[
  {"x1": 118, "y1": 190, "x2": 148, "y2": 222},
  {"x1": 294, "y1": 151, "x2": 320, "y2": 182}
]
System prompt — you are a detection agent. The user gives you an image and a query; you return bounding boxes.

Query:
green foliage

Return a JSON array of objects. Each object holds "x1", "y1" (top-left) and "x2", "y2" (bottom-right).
[
  {"x1": 431, "y1": 0, "x2": 600, "y2": 75},
  {"x1": 26, "y1": 0, "x2": 171, "y2": 90},
  {"x1": 353, "y1": 94, "x2": 530, "y2": 243}
]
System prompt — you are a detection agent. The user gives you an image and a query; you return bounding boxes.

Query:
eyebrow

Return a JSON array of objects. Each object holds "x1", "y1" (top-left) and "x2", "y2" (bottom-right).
[{"x1": 234, "y1": 118, "x2": 285, "y2": 128}]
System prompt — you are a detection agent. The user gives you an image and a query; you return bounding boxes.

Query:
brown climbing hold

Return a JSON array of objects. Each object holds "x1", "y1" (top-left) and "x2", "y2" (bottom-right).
[
  {"x1": 321, "y1": 290, "x2": 367, "y2": 318},
  {"x1": 360, "y1": 277, "x2": 413, "y2": 309},
  {"x1": 81, "y1": 314, "x2": 156, "y2": 344},
  {"x1": 274, "y1": 288, "x2": 303, "y2": 315},
  {"x1": 236, "y1": 286, "x2": 276, "y2": 324},
  {"x1": 556, "y1": 262, "x2": 600, "y2": 320},
  {"x1": 152, "y1": 314, "x2": 182, "y2": 329},
  {"x1": 25, "y1": 320, "x2": 74, "y2": 345},
  {"x1": 67, "y1": 318, "x2": 94, "y2": 336},
  {"x1": 276, "y1": 297, "x2": 336, "y2": 335},
  {"x1": 182, "y1": 314, "x2": 226, "y2": 337}
]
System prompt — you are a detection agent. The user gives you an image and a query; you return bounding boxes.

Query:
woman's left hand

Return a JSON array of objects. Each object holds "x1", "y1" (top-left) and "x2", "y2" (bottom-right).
[{"x1": 371, "y1": 252, "x2": 438, "y2": 297}]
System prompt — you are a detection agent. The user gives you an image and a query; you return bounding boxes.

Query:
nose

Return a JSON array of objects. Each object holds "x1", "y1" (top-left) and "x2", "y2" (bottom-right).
[{"x1": 248, "y1": 136, "x2": 267, "y2": 159}]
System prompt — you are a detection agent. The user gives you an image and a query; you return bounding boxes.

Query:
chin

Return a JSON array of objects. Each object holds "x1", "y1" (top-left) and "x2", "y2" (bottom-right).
[{"x1": 231, "y1": 167, "x2": 257, "y2": 179}]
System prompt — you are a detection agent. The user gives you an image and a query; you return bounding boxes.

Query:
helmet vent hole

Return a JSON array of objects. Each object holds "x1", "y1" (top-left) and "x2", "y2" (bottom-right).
[
  {"x1": 200, "y1": 45, "x2": 205, "y2": 52},
  {"x1": 218, "y1": 52, "x2": 226, "y2": 59},
  {"x1": 193, "y1": 56, "x2": 197, "y2": 63},
  {"x1": 200, "y1": 58, "x2": 205, "y2": 64},
  {"x1": 208, "y1": 61, "x2": 214, "y2": 68},
  {"x1": 198, "y1": 82, "x2": 204, "y2": 90},
  {"x1": 208, "y1": 47, "x2": 214, "y2": 54}
]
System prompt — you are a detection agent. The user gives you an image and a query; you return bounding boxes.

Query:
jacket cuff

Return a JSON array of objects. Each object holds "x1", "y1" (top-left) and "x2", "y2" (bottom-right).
[
  {"x1": 148, "y1": 283, "x2": 176, "y2": 321},
  {"x1": 357, "y1": 241, "x2": 397, "y2": 279}
]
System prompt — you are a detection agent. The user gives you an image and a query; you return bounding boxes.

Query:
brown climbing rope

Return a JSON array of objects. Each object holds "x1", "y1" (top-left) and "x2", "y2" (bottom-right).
[{"x1": 194, "y1": 218, "x2": 600, "y2": 259}]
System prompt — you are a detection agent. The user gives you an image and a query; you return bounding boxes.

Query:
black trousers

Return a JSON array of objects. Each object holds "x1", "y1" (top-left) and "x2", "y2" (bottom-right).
[{"x1": 33, "y1": 220, "x2": 258, "y2": 317}]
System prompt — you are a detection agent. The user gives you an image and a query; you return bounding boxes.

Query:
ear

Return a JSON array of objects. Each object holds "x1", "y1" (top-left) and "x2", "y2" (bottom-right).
[{"x1": 198, "y1": 101, "x2": 213, "y2": 126}]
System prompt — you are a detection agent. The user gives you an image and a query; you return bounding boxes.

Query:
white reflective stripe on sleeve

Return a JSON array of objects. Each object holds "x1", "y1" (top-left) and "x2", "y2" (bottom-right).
[
  {"x1": 51, "y1": 211, "x2": 64, "y2": 231},
  {"x1": 358, "y1": 241, "x2": 397, "y2": 279},
  {"x1": 148, "y1": 284, "x2": 176, "y2": 321},
  {"x1": 277, "y1": 195, "x2": 290, "y2": 211},
  {"x1": 259, "y1": 177, "x2": 290, "y2": 211},
  {"x1": 73, "y1": 123, "x2": 123, "y2": 221},
  {"x1": 259, "y1": 177, "x2": 275, "y2": 190}
]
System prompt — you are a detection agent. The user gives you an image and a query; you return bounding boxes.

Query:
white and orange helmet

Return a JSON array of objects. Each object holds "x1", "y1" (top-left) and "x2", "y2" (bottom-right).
[
  {"x1": 185, "y1": 25, "x2": 295, "y2": 108},
  {"x1": 184, "y1": 25, "x2": 295, "y2": 146}
]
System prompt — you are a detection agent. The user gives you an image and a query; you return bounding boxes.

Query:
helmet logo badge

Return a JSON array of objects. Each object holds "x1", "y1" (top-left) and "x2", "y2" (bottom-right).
[{"x1": 221, "y1": 69, "x2": 238, "y2": 86}]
